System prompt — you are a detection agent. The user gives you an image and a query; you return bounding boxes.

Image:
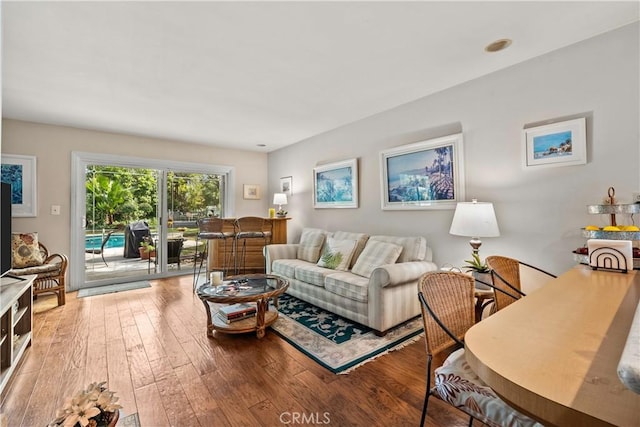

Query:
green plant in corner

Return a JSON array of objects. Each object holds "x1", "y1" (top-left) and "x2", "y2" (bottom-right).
[{"x1": 463, "y1": 252, "x2": 490, "y2": 274}]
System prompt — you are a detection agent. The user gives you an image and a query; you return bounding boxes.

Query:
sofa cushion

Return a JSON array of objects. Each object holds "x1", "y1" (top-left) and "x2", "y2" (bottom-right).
[
  {"x1": 296, "y1": 230, "x2": 327, "y2": 263},
  {"x1": 316, "y1": 238, "x2": 357, "y2": 271},
  {"x1": 369, "y1": 235, "x2": 427, "y2": 263},
  {"x1": 272, "y1": 259, "x2": 310, "y2": 279},
  {"x1": 11, "y1": 232, "x2": 44, "y2": 268},
  {"x1": 295, "y1": 263, "x2": 336, "y2": 287},
  {"x1": 351, "y1": 240, "x2": 403, "y2": 278},
  {"x1": 332, "y1": 231, "x2": 369, "y2": 268},
  {"x1": 324, "y1": 272, "x2": 369, "y2": 302}
]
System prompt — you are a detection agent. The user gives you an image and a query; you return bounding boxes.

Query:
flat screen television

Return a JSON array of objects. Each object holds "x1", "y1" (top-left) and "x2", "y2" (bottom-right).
[{"x1": 1, "y1": 181, "x2": 12, "y2": 276}]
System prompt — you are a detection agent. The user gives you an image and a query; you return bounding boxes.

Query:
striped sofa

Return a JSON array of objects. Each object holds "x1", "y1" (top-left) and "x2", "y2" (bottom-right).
[{"x1": 264, "y1": 228, "x2": 437, "y2": 335}]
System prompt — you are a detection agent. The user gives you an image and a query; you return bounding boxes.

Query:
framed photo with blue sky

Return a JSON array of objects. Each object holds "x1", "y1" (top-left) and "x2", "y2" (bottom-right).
[
  {"x1": 380, "y1": 133, "x2": 465, "y2": 210},
  {"x1": 523, "y1": 117, "x2": 586, "y2": 169},
  {"x1": 313, "y1": 158, "x2": 358, "y2": 209}
]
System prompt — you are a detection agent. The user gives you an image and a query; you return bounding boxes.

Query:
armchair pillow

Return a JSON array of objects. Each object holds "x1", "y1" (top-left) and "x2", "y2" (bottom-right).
[
  {"x1": 351, "y1": 240, "x2": 403, "y2": 278},
  {"x1": 316, "y1": 238, "x2": 357, "y2": 271},
  {"x1": 11, "y1": 232, "x2": 44, "y2": 268}
]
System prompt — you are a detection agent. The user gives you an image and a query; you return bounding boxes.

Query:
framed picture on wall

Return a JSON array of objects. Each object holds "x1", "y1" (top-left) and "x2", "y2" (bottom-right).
[
  {"x1": 313, "y1": 158, "x2": 358, "y2": 209},
  {"x1": 380, "y1": 133, "x2": 464, "y2": 210},
  {"x1": 523, "y1": 117, "x2": 586, "y2": 168},
  {"x1": 243, "y1": 184, "x2": 261, "y2": 200},
  {"x1": 280, "y1": 176, "x2": 293, "y2": 196},
  {"x1": 0, "y1": 154, "x2": 37, "y2": 217}
]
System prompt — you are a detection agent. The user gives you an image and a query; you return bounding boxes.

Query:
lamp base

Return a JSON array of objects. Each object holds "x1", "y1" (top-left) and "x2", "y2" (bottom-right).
[{"x1": 469, "y1": 238, "x2": 482, "y2": 254}]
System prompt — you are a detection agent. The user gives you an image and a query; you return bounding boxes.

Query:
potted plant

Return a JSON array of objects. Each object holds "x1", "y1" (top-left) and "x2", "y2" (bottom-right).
[
  {"x1": 463, "y1": 252, "x2": 492, "y2": 289},
  {"x1": 139, "y1": 236, "x2": 156, "y2": 260}
]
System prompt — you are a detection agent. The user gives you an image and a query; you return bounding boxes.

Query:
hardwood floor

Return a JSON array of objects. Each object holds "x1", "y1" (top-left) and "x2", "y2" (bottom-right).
[{"x1": 0, "y1": 276, "x2": 474, "y2": 427}]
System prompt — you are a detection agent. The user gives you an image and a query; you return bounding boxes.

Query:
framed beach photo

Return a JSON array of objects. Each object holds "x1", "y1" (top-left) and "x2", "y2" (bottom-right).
[
  {"x1": 523, "y1": 117, "x2": 586, "y2": 169},
  {"x1": 313, "y1": 158, "x2": 358, "y2": 209},
  {"x1": 380, "y1": 134, "x2": 464, "y2": 210},
  {"x1": 0, "y1": 154, "x2": 37, "y2": 217}
]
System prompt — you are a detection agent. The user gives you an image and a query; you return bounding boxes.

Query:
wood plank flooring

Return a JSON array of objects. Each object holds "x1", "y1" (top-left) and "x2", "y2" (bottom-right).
[{"x1": 0, "y1": 276, "x2": 475, "y2": 427}]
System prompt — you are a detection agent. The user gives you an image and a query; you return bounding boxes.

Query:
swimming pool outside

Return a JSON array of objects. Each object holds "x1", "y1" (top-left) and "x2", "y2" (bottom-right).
[{"x1": 85, "y1": 233, "x2": 125, "y2": 251}]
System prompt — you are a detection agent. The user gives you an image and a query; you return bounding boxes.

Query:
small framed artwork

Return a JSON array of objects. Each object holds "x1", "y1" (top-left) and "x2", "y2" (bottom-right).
[
  {"x1": 313, "y1": 158, "x2": 358, "y2": 209},
  {"x1": 380, "y1": 133, "x2": 464, "y2": 210},
  {"x1": 280, "y1": 176, "x2": 293, "y2": 196},
  {"x1": 0, "y1": 154, "x2": 37, "y2": 217},
  {"x1": 243, "y1": 184, "x2": 261, "y2": 200},
  {"x1": 523, "y1": 117, "x2": 586, "y2": 169}
]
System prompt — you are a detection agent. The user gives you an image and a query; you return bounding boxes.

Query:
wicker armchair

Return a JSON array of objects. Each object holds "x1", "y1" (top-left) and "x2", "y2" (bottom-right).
[
  {"x1": 485, "y1": 255, "x2": 556, "y2": 312},
  {"x1": 417, "y1": 271, "x2": 542, "y2": 427},
  {"x1": 9, "y1": 242, "x2": 68, "y2": 306}
]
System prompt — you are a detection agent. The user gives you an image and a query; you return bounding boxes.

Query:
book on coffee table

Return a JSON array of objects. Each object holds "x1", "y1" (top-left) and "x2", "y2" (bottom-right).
[{"x1": 219, "y1": 303, "x2": 257, "y2": 322}]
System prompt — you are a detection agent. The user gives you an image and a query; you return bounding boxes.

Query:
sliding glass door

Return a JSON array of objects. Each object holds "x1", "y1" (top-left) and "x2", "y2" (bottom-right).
[{"x1": 71, "y1": 152, "x2": 234, "y2": 291}]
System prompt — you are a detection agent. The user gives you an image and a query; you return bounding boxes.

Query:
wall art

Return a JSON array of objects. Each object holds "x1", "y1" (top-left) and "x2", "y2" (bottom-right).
[
  {"x1": 313, "y1": 158, "x2": 358, "y2": 209},
  {"x1": 0, "y1": 154, "x2": 37, "y2": 217},
  {"x1": 523, "y1": 117, "x2": 586, "y2": 168},
  {"x1": 380, "y1": 133, "x2": 464, "y2": 210}
]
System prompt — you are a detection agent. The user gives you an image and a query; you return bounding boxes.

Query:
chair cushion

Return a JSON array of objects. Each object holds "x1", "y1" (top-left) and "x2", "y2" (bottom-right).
[
  {"x1": 434, "y1": 348, "x2": 543, "y2": 427},
  {"x1": 296, "y1": 231, "x2": 327, "y2": 263},
  {"x1": 11, "y1": 232, "x2": 44, "y2": 268},
  {"x1": 351, "y1": 240, "x2": 403, "y2": 278},
  {"x1": 9, "y1": 262, "x2": 60, "y2": 276},
  {"x1": 316, "y1": 238, "x2": 357, "y2": 271}
]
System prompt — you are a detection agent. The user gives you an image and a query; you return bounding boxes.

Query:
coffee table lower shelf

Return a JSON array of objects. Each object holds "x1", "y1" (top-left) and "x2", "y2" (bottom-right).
[{"x1": 209, "y1": 308, "x2": 279, "y2": 338}]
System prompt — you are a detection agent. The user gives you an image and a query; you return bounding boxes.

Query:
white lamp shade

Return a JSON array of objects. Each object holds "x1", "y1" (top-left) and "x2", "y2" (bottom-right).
[
  {"x1": 273, "y1": 193, "x2": 288, "y2": 205},
  {"x1": 449, "y1": 200, "x2": 500, "y2": 237}
]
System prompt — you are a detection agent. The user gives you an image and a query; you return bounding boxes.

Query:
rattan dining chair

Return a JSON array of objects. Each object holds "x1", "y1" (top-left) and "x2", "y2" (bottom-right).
[
  {"x1": 485, "y1": 255, "x2": 557, "y2": 312},
  {"x1": 417, "y1": 271, "x2": 543, "y2": 427}
]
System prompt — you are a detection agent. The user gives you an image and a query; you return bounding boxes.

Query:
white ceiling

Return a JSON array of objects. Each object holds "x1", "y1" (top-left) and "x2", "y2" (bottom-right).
[{"x1": 3, "y1": 1, "x2": 638, "y2": 152}]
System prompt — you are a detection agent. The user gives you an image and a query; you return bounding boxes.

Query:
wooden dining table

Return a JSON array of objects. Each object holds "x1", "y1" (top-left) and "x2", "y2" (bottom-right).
[{"x1": 464, "y1": 267, "x2": 640, "y2": 427}]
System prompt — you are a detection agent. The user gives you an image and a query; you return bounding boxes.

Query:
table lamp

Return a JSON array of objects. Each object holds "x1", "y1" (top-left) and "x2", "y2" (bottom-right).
[
  {"x1": 449, "y1": 199, "x2": 500, "y2": 254},
  {"x1": 273, "y1": 193, "x2": 288, "y2": 217}
]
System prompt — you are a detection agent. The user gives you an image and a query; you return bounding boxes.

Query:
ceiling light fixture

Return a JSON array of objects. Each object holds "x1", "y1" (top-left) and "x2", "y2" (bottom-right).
[
  {"x1": 485, "y1": 38, "x2": 512, "y2": 53},
  {"x1": 256, "y1": 144, "x2": 266, "y2": 147}
]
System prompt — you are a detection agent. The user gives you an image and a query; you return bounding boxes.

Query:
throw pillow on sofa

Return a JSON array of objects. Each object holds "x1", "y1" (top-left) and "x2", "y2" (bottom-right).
[
  {"x1": 316, "y1": 238, "x2": 357, "y2": 271},
  {"x1": 297, "y1": 231, "x2": 327, "y2": 263},
  {"x1": 351, "y1": 240, "x2": 403, "y2": 278},
  {"x1": 11, "y1": 232, "x2": 44, "y2": 268}
]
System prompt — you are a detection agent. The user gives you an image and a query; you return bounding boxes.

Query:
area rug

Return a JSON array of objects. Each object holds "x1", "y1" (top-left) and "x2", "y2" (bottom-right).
[
  {"x1": 77, "y1": 281, "x2": 151, "y2": 298},
  {"x1": 271, "y1": 294, "x2": 423, "y2": 374}
]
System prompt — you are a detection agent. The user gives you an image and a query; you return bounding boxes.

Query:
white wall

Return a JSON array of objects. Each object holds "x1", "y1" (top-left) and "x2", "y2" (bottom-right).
[
  {"x1": 1, "y1": 119, "x2": 270, "y2": 264},
  {"x1": 267, "y1": 23, "x2": 640, "y2": 275}
]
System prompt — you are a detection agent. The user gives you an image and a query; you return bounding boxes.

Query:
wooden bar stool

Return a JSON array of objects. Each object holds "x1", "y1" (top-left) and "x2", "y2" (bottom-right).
[
  {"x1": 192, "y1": 218, "x2": 234, "y2": 291},
  {"x1": 233, "y1": 216, "x2": 272, "y2": 274}
]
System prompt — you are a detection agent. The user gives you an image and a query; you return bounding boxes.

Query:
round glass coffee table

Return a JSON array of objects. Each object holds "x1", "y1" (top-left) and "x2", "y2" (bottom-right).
[{"x1": 196, "y1": 274, "x2": 289, "y2": 339}]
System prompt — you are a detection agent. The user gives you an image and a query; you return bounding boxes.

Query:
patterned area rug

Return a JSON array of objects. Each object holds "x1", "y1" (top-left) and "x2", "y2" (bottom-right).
[{"x1": 271, "y1": 294, "x2": 423, "y2": 374}]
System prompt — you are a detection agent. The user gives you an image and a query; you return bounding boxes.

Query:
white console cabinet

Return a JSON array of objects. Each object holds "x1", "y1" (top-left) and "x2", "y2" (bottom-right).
[{"x1": 0, "y1": 274, "x2": 35, "y2": 394}]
